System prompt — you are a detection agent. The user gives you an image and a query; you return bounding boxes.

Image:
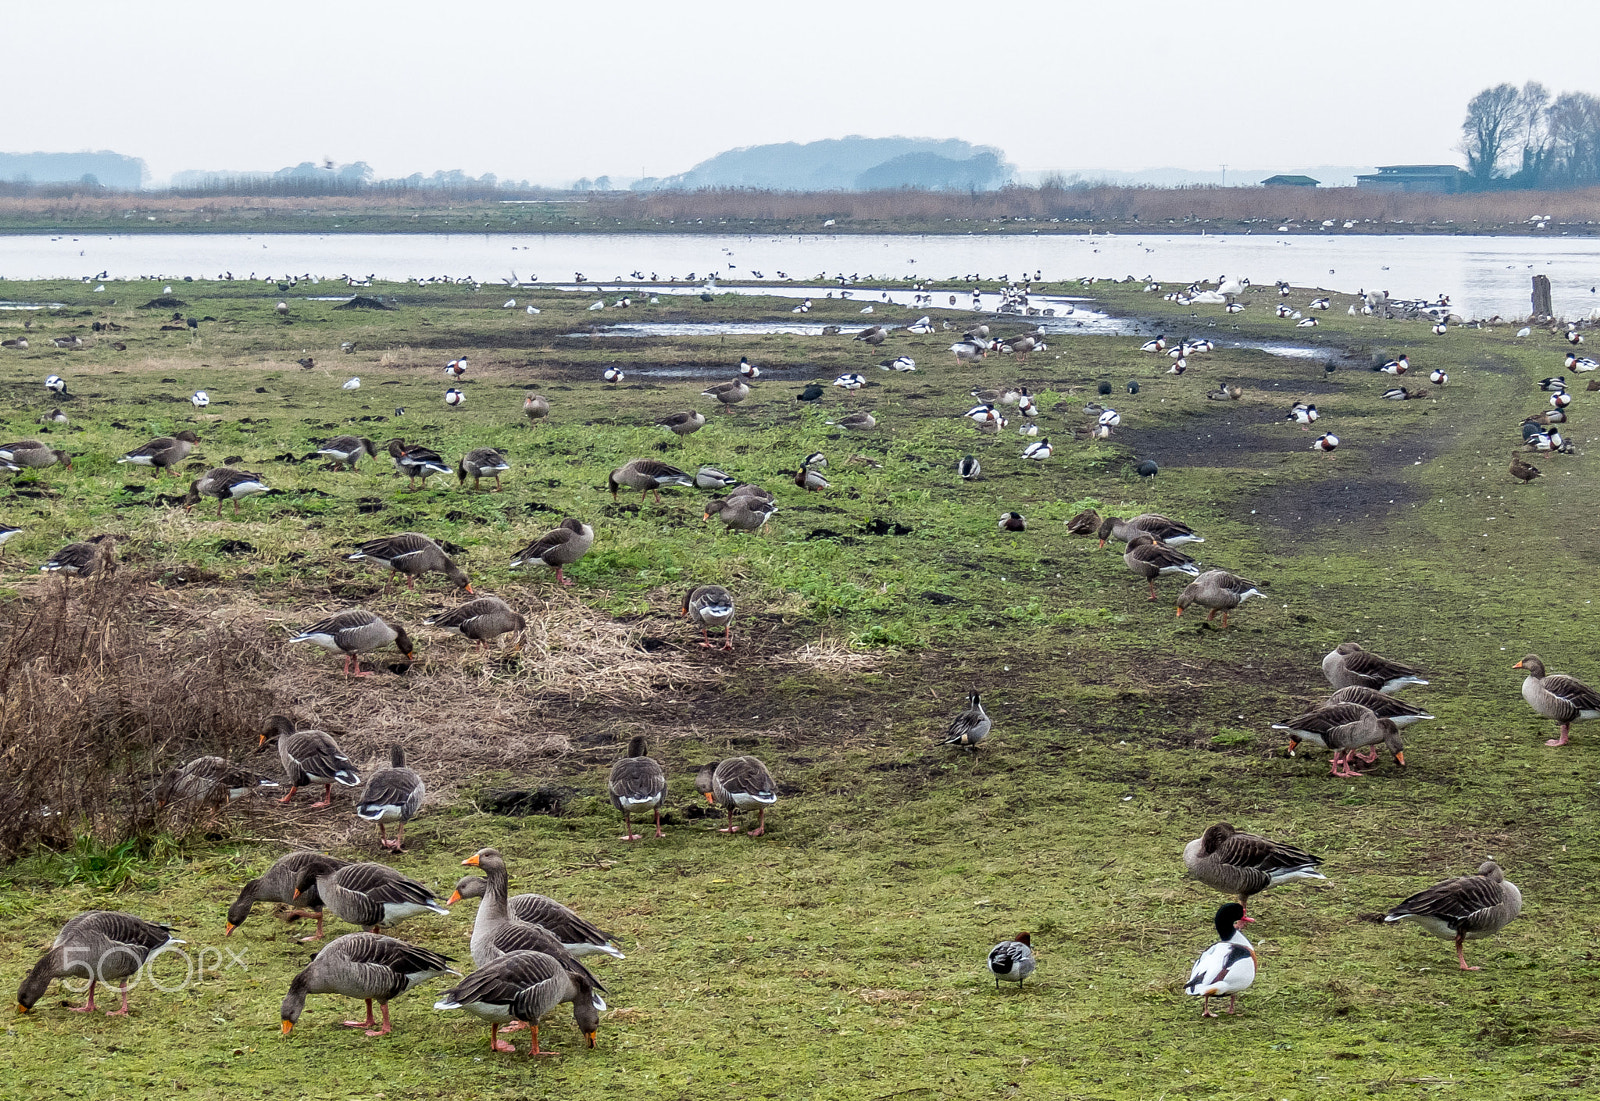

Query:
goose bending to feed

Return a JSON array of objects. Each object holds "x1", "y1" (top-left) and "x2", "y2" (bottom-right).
[
  {"x1": 1514, "y1": 653, "x2": 1600, "y2": 746},
  {"x1": 447, "y1": 878, "x2": 622, "y2": 958},
  {"x1": 701, "y1": 378, "x2": 750, "y2": 413},
  {"x1": 1123, "y1": 533, "x2": 1200, "y2": 601},
  {"x1": 1322, "y1": 642, "x2": 1428, "y2": 693},
  {"x1": 316, "y1": 436, "x2": 378, "y2": 470},
  {"x1": 385, "y1": 439, "x2": 451, "y2": 489},
  {"x1": 117, "y1": 430, "x2": 199, "y2": 477},
  {"x1": 656, "y1": 410, "x2": 705, "y2": 437},
  {"x1": 281, "y1": 932, "x2": 458, "y2": 1038},
  {"x1": 696, "y1": 756, "x2": 777, "y2": 836},
  {"x1": 509, "y1": 518, "x2": 594, "y2": 585},
  {"x1": 261, "y1": 714, "x2": 362, "y2": 807},
  {"x1": 987, "y1": 933, "x2": 1035, "y2": 992},
  {"x1": 609, "y1": 735, "x2": 668, "y2": 841},
  {"x1": 1185, "y1": 904, "x2": 1256, "y2": 1018},
  {"x1": 1183, "y1": 823, "x2": 1324, "y2": 918},
  {"x1": 226, "y1": 852, "x2": 350, "y2": 940},
  {"x1": 1175, "y1": 571, "x2": 1264, "y2": 628},
  {"x1": 293, "y1": 861, "x2": 450, "y2": 933},
  {"x1": 289, "y1": 609, "x2": 414, "y2": 676},
  {"x1": 157, "y1": 755, "x2": 280, "y2": 807},
  {"x1": 1096, "y1": 513, "x2": 1203, "y2": 548},
  {"x1": 424, "y1": 596, "x2": 526, "y2": 650},
  {"x1": 181, "y1": 467, "x2": 270, "y2": 517},
  {"x1": 0, "y1": 440, "x2": 71, "y2": 472},
  {"x1": 609, "y1": 458, "x2": 693, "y2": 504},
  {"x1": 434, "y1": 949, "x2": 602, "y2": 1055},
  {"x1": 40, "y1": 535, "x2": 116, "y2": 580},
  {"x1": 17, "y1": 911, "x2": 185, "y2": 1016},
  {"x1": 348, "y1": 532, "x2": 472, "y2": 592},
  {"x1": 457, "y1": 447, "x2": 511, "y2": 492},
  {"x1": 1325, "y1": 686, "x2": 1434, "y2": 728},
  {"x1": 1384, "y1": 860, "x2": 1522, "y2": 970},
  {"x1": 942, "y1": 692, "x2": 991, "y2": 749},
  {"x1": 682, "y1": 584, "x2": 735, "y2": 650},
  {"x1": 1270, "y1": 702, "x2": 1405, "y2": 777},
  {"x1": 356, "y1": 745, "x2": 425, "y2": 851},
  {"x1": 523, "y1": 393, "x2": 550, "y2": 424},
  {"x1": 704, "y1": 496, "x2": 775, "y2": 533}
]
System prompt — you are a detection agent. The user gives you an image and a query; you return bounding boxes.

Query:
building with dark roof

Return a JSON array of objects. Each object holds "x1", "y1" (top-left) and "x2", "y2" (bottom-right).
[
  {"x1": 1355, "y1": 165, "x2": 1467, "y2": 193},
  {"x1": 1260, "y1": 174, "x2": 1320, "y2": 187}
]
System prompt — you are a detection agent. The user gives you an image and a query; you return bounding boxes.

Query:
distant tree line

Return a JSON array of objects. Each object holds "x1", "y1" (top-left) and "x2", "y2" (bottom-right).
[
  {"x1": 1461, "y1": 82, "x2": 1600, "y2": 190},
  {"x1": 167, "y1": 161, "x2": 539, "y2": 197}
]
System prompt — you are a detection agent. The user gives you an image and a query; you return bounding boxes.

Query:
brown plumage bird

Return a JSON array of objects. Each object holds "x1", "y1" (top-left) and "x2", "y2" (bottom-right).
[
  {"x1": 509, "y1": 518, "x2": 594, "y2": 585},
  {"x1": 1510, "y1": 453, "x2": 1542, "y2": 483},
  {"x1": 347, "y1": 532, "x2": 471, "y2": 591},
  {"x1": 607, "y1": 735, "x2": 668, "y2": 841}
]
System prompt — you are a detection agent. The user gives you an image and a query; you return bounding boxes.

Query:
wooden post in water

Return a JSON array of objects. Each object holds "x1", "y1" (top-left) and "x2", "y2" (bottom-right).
[{"x1": 1532, "y1": 275, "x2": 1552, "y2": 318}]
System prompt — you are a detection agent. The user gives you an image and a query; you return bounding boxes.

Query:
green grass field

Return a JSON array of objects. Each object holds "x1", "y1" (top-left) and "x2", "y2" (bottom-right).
[{"x1": 0, "y1": 275, "x2": 1595, "y2": 1100}]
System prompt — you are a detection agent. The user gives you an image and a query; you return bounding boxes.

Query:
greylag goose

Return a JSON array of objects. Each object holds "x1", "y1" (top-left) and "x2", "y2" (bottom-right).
[
  {"x1": 157, "y1": 756, "x2": 279, "y2": 806},
  {"x1": 608, "y1": 735, "x2": 667, "y2": 841},
  {"x1": 116, "y1": 430, "x2": 199, "y2": 477},
  {"x1": 447, "y1": 877, "x2": 622, "y2": 958},
  {"x1": 681, "y1": 584, "x2": 735, "y2": 650},
  {"x1": 727, "y1": 483, "x2": 774, "y2": 503},
  {"x1": 656, "y1": 410, "x2": 706, "y2": 437},
  {"x1": 1175, "y1": 570, "x2": 1264, "y2": 628},
  {"x1": 1384, "y1": 860, "x2": 1522, "y2": 970},
  {"x1": 1182, "y1": 823, "x2": 1324, "y2": 917},
  {"x1": 39, "y1": 534, "x2": 115, "y2": 579},
  {"x1": 457, "y1": 447, "x2": 511, "y2": 492},
  {"x1": 1184, "y1": 903, "x2": 1255, "y2": 1018},
  {"x1": 17, "y1": 911, "x2": 184, "y2": 1016},
  {"x1": 1097, "y1": 513, "x2": 1203, "y2": 548},
  {"x1": 1271, "y1": 703, "x2": 1405, "y2": 778},
  {"x1": 987, "y1": 933, "x2": 1036, "y2": 992},
  {"x1": 433, "y1": 949, "x2": 602, "y2": 1055},
  {"x1": 292, "y1": 861, "x2": 450, "y2": 933},
  {"x1": 355, "y1": 745, "x2": 425, "y2": 851},
  {"x1": 509, "y1": 518, "x2": 594, "y2": 586},
  {"x1": 424, "y1": 596, "x2": 526, "y2": 649},
  {"x1": 701, "y1": 378, "x2": 750, "y2": 412},
  {"x1": 0, "y1": 440, "x2": 71, "y2": 472},
  {"x1": 1321, "y1": 642, "x2": 1428, "y2": 693},
  {"x1": 1123, "y1": 533, "x2": 1200, "y2": 601},
  {"x1": 704, "y1": 497, "x2": 775, "y2": 533},
  {"x1": 181, "y1": 467, "x2": 270, "y2": 517},
  {"x1": 695, "y1": 756, "x2": 777, "y2": 836},
  {"x1": 384, "y1": 439, "x2": 451, "y2": 489},
  {"x1": 1514, "y1": 653, "x2": 1600, "y2": 746},
  {"x1": 347, "y1": 532, "x2": 472, "y2": 592},
  {"x1": 316, "y1": 436, "x2": 378, "y2": 470},
  {"x1": 280, "y1": 932, "x2": 458, "y2": 1038},
  {"x1": 609, "y1": 458, "x2": 693, "y2": 503},
  {"x1": 260, "y1": 714, "x2": 362, "y2": 807},
  {"x1": 226, "y1": 852, "x2": 350, "y2": 939},
  {"x1": 289, "y1": 608, "x2": 414, "y2": 676},
  {"x1": 461, "y1": 850, "x2": 611, "y2": 986},
  {"x1": 1325, "y1": 686, "x2": 1435, "y2": 727},
  {"x1": 523, "y1": 393, "x2": 550, "y2": 424},
  {"x1": 942, "y1": 692, "x2": 991, "y2": 749}
]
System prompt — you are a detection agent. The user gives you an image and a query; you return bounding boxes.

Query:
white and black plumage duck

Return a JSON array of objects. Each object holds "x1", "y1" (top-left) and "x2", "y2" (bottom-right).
[
  {"x1": 942, "y1": 692, "x2": 991, "y2": 749},
  {"x1": 1185, "y1": 903, "x2": 1256, "y2": 1018},
  {"x1": 260, "y1": 714, "x2": 362, "y2": 807},
  {"x1": 1286, "y1": 402, "x2": 1319, "y2": 429},
  {"x1": 1384, "y1": 860, "x2": 1522, "y2": 970},
  {"x1": 17, "y1": 911, "x2": 185, "y2": 1016},
  {"x1": 280, "y1": 932, "x2": 458, "y2": 1038},
  {"x1": 355, "y1": 745, "x2": 426, "y2": 851},
  {"x1": 987, "y1": 932, "x2": 1035, "y2": 992},
  {"x1": 1182, "y1": 823, "x2": 1324, "y2": 918}
]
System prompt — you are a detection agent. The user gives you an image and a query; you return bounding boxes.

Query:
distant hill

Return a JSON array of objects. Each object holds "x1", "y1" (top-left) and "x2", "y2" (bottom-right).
[
  {"x1": 636, "y1": 137, "x2": 1014, "y2": 192},
  {"x1": 0, "y1": 151, "x2": 147, "y2": 189}
]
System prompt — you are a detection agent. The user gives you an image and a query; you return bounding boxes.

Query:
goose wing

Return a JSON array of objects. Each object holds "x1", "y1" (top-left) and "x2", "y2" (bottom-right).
[
  {"x1": 1215, "y1": 832, "x2": 1321, "y2": 875},
  {"x1": 608, "y1": 757, "x2": 667, "y2": 806},
  {"x1": 1541, "y1": 673, "x2": 1600, "y2": 711},
  {"x1": 1388, "y1": 873, "x2": 1507, "y2": 928},
  {"x1": 356, "y1": 767, "x2": 424, "y2": 820},
  {"x1": 1341, "y1": 648, "x2": 1424, "y2": 685},
  {"x1": 286, "y1": 730, "x2": 360, "y2": 785}
]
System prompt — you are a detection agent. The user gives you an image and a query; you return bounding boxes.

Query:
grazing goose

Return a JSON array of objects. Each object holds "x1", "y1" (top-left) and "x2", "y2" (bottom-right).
[
  {"x1": 696, "y1": 465, "x2": 737, "y2": 489},
  {"x1": 1270, "y1": 702, "x2": 1405, "y2": 777},
  {"x1": 608, "y1": 735, "x2": 668, "y2": 841},
  {"x1": 157, "y1": 756, "x2": 279, "y2": 806},
  {"x1": 1325, "y1": 685, "x2": 1435, "y2": 727},
  {"x1": 1182, "y1": 823, "x2": 1324, "y2": 917},
  {"x1": 40, "y1": 534, "x2": 115, "y2": 579},
  {"x1": 317, "y1": 436, "x2": 378, "y2": 470},
  {"x1": 347, "y1": 532, "x2": 472, "y2": 591},
  {"x1": 1096, "y1": 514, "x2": 1203, "y2": 548},
  {"x1": 681, "y1": 584, "x2": 735, "y2": 650},
  {"x1": 261, "y1": 714, "x2": 362, "y2": 807},
  {"x1": 384, "y1": 439, "x2": 452, "y2": 489},
  {"x1": 116, "y1": 430, "x2": 199, "y2": 477},
  {"x1": 1514, "y1": 653, "x2": 1600, "y2": 746},
  {"x1": 853, "y1": 324, "x2": 888, "y2": 346},
  {"x1": 0, "y1": 440, "x2": 72, "y2": 471},
  {"x1": 355, "y1": 745, "x2": 425, "y2": 851},
  {"x1": 998, "y1": 511, "x2": 1027, "y2": 532},
  {"x1": 434, "y1": 949, "x2": 602, "y2": 1056},
  {"x1": 609, "y1": 458, "x2": 693, "y2": 503},
  {"x1": 1509, "y1": 453, "x2": 1543, "y2": 483},
  {"x1": 701, "y1": 378, "x2": 750, "y2": 412},
  {"x1": 1384, "y1": 860, "x2": 1522, "y2": 970},
  {"x1": 1175, "y1": 571, "x2": 1265, "y2": 629},
  {"x1": 226, "y1": 852, "x2": 350, "y2": 940},
  {"x1": 280, "y1": 932, "x2": 458, "y2": 1038},
  {"x1": 522, "y1": 392, "x2": 550, "y2": 424},
  {"x1": 289, "y1": 609, "x2": 415, "y2": 676},
  {"x1": 695, "y1": 756, "x2": 778, "y2": 836},
  {"x1": 292, "y1": 861, "x2": 451, "y2": 933},
  {"x1": 656, "y1": 410, "x2": 706, "y2": 437},
  {"x1": 942, "y1": 692, "x2": 991, "y2": 749},
  {"x1": 509, "y1": 518, "x2": 595, "y2": 585},
  {"x1": 1123, "y1": 532, "x2": 1199, "y2": 601},
  {"x1": 424, "y1": 596, "x2": 526, "y2": 649},
  {"x1": 457, "y1": 447, "x2": 511, "y2": 492},
  {"x1": 1321, "y1": 642, "x2": 1428, "y2": 694},
  {"x1": 1184, "y1": 904, "x2": 1256, "y2": 1018},
  {"x1": 987, "y1": 933, "x2": 1036, "y2": 992},
  {"x1": 181, "y1": 467, "x2": 270, "y2": 517},
  {"x1": 1206, "y1": 384, "x2": 1244, "y2": 401},
  {"x1": 704, "y1": 496, "x2": 776, "y2": 533},
  {"x1": 17, "y1": 911, "x2": 185, "y2": 1016},
  {"x1": 447, "y1": 878, "x2": 622, "y2": 958},
  {"x1": 727, "y1": 482, "x2": 775, "y2": 504}
]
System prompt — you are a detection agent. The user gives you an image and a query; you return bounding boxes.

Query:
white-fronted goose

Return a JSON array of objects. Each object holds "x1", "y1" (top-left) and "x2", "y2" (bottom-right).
[
  {"x1": 1184, "y1": 904, "x2": 1255, "y2": 1018},
  {"x1": 1384, "y1": 860, "x2": 1522, "y2": 970},
  {"x1": 293, "y1": 861, "x2": 450, "y2": 933},
  {"x1": 1514, "y1": 653, "x2": 1600, "y2": 746},
  {"x1": 226, "y1": 852, "x2": 350, "y2": 939},
  {"x1": 608, "y1": 735, "x2": 667, "y2": 841},
  {"x1": 609, "y1": 458, "x2": 693, "y2": 504},
  {"x1": 260, "y1": 714, "x2": 362, "y2": 806},
  {"x1": 116, "y1": 430, "x2": 199, "y2": 477},
  {"x1": 39, "y1": 534, "x2": 115, "y2": 579},
  {"x1": 701, "y1": 378, "x2": 750, "y2": 412},
  {"x1": 1123, "y1": 532, "x2": 1200, "y2": 601},
  {"x1": 347, "y1": 532, "x2": 472, "y2": 591},
  {"x1": 355, "y1": 745, "x2": 425, "y2": 851},
  {"x1": 942, "y1": 692, "x2": 991, "y2": 749},
  {"x1": 681, "y1": 584, "x2": 735, "y2": 650},
  {"x1": 317, "y1": 436, "x2": 378, "y2": 470},
  {"x1": 1321, "y1": 642, "x2": 1428, "y2": 694},
  {"x1": 656, "y1": 410, "x2": 705, "y2": 437},
  {"x1": 433, "y1": 949, "x2": 602, "y2": 1055},
  {"x1": 157, "y1": 755, "x2": 279, "y2": 806},
  {"x1": 384, "y1": 439, "x2": 451, "y2": 489},
  {"x1": 523, "y1": 393, "x2": 549, "y2": 424},
  {"x1": 424, "y1": 596, "x2": 526, "y2": 649},
  {"x1": 704, "y1": 496, "x2": 775, "y2": 533},
  {"x1": 987, "y1": 932, "x2": 1035, "y2": 991},
  {"x1": 0, "y1": 440, "x2": 71, "y2": 472},
  {"x1": 447, "y1": 877, "x2": 622, "y2": 958},
  {"x1": 509, "y1": 518, "x2": 594, "y2": 585},
  {"x1": 1271, "y1": 702, "x2": 1405, "y2": 777},
  {"x1": 1182, "y1": 823, "x2": 1324, "y2": 917},
  {"x1": 1325, "y1": 686, "x2": 1435, "y2": 727},
  {"x1": 1096, "y1": 513, "x2": 1203, "y2": 548},
  {"x1": 457, "y1": 447, "x2": 511, "y2": 491},
  {"x1": 281, "y1": 931, "x2": 458, "y2": 1037},
  {"x1": 1175, "y1": 570, "x2": 1264, "y2": 628},
  {"x1": 17, "y1": 911, "x2": 184, "y2": 1016},
  {"x1": 695, "y1": 756, "x2": 777, "y2": 836},
  {"x1": 289, "y1": 608, "x2": 414, "y2": 676},
  {"x1": 181, "y1": 467, "x2": 270, "y2": 517}
]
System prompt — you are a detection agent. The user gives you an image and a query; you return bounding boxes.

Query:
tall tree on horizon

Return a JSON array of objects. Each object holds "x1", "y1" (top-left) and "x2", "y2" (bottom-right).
[{"x1": 1460, "y1": 83, "x2": 1522, "y2": 186}]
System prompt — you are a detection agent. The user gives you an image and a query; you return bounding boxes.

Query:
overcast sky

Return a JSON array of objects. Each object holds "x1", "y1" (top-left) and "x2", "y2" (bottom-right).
[{"x1": 7, "y1": 0, "x2": 1595, "y2": 186}]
